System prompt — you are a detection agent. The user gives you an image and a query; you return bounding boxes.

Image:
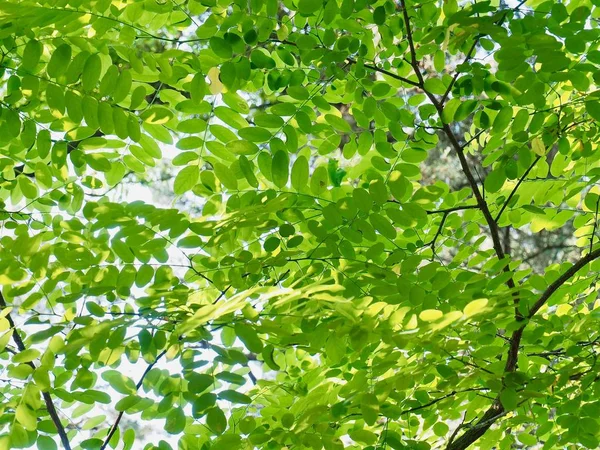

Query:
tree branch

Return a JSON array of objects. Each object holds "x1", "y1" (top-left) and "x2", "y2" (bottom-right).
[
  {"x1": 397, "y1": 1, "x2": 532, "y2": 448},
  {"x1": 399, "y1": 0, "x2": 506, "y2": 264},
  {"x1": 426, "y1": 205, "x2": 479, "y2": 215},
  {"x1": 495, "y1": 155, "x2": 541, "y2": 223},
  {"x1": 528, "y1": 247, "x2": 600, "y2": 319},
  {"x1": 447, "y1": 246, "x2": 600, "y2": 449},
  {"x1": 400, "y1": 2, "x2": 425, "y2": 87},
  {"x1": 439, "y1": 0, "x2": 527, "y2": 105},
  {"x1": 0, "y1": 292, "x2": 72, "y2": 450},
  {"x1": 400, "y1": 388, "x2": 490, "y2": 417},
  {"x1": 427, "y1": 212, "x2": 449, "y2": 256},
  {"x1": 440, "y1": 38, "x2": 478, "y2": 104},
  {"x1": 346, "y1": 58, "x2": 421, "y2": 87},
  {"x1": 99, "y1": 349, "x2": 168, "y2": 450}
]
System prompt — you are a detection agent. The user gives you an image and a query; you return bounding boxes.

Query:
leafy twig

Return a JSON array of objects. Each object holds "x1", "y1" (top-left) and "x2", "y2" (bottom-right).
[
  {"x1": 0, "y1": 292, "x2": 72, "y2": 450},
  {"x1": 494, "y1": 155, "x2": 541, "y2": 223},
  {"x1": 99, "y1": 349, "x2": 168, "y2": 450}
]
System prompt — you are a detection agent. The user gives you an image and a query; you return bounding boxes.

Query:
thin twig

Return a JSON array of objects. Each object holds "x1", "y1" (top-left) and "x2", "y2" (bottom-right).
[
  {"x1": 495, "y1": 156, "x2": 541, "y2": 223},
  {"x1": 428, "y1": 212, "x2": 449, "y2": 256},
  {"x1": 426, "y1": 205, "x2": 479, "y2": 215},
  {"x1": 99, "y1": 349, "x2": 168, "y2": 450},
  {"x1": 346, "y1": 58, "x2": 421, "y2": 87}
]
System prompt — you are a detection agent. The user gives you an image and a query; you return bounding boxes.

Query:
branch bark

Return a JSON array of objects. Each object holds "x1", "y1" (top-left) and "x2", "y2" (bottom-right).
[{"x1": 0, "y1": 292, "x2": 72, "y2": 450}]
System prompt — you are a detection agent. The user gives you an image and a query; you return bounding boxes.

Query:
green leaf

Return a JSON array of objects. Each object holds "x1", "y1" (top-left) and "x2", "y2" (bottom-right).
[
  {"x1": 234, "y1": 323, "x2": 263, "y2": 353},
  {"x1": 261, "y1": 344, "x2": 281, "y2": 371},
  {"x1": 37, "y1": 436, "x2": 58, "y2": 450},
  {"x1": 101, "y1": 371, "x2": 136, "y2": 395},
  {"x1": 484, "y1": 169, "x2": 506, "y2": 193},
  {"x1": 15, "y1": 404, "x2": 37, "y2": 431},
  {"x1": 13, "y1": 348, "x2": 40, "y2": 363},
  {"x1": 210, "y1": 37, "x2": 233, "y2": 59},
  {"x1": 492, "y1": 106, "x2": 513, "y2": 134},
  {"x1": 213, "y1": 162, "x2": 238, "y2": 190},
  {"x1": 81, "y1": 53, "x2": 102, "y2": 91},
  {"x1": 373, "y1": 6, "x2": 386, "y2": 24},
  {"x1": 369, "y1": 213, "x2": 397, "y2": 239},
  {"x1": 298, "y1": 0, "x2": 322, "y2": 14},
  {"x1": 165, "y1": 407, "x2": 186, "y2": 434},
  {"x1": 18, "y1": 176, "x2": 38, "y2": 199},
  {"x1": 115, "y1": 395, "x2": 142, "y2": 412},
  {"x1": 291, "y1": 155, "x2": 309, "y2": 191},
  {"x1": 174, "y1": 165, "x2": 200, "y2": 195},
  {"x1": 192, "y1": 393, "x2": 217, "y2": 418},
  {"x1": 206, "y1": 407, "x2": 227, "y2": 434},
  {"x1": 500, "y1": 389, "x2": 518, "y2": 410},
  {"x1": 187, "y1": 373, "x2": 214, "y2": 394},
  {"x1": 22, "y1": 40, "x2": 42, "y2": 71},
  {"x1": 271, "y1": 151, "x2": 289, "y2": 188},
  {"x1": 113, "y1": 70, "x2": 132, "y2": 103},
  {"x1": 250, "y1": 49, "x2": 276, "y2": 69},
  {"x1": 218, "y1": 390, "x2": 252, "y2": 404},
  {"x1": 311, "y1": 165, "x2": 328, "y2": 195},
  {"x1": 586, "y1": 99, "x2": 600, "y2": 122},
  {"x1": 47, "y1": 44, "x2": 72, "y2": 78},
  {"x1": 349, "y1": 429, "x2": 378, "y2": 446},
  {"x1": 454, "y1": 100, "x2": 478, "y2": 121}
]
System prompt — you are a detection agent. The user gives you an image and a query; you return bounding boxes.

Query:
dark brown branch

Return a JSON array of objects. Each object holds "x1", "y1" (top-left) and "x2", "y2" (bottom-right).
[
  {"x1": 448, "y1": 246, "x2": 600, "y2": 449},
  {"x1": 528, "y1": 247, "x2": 600, "y2": 319},
  {"x1": 346, "y1": 58, "x2": 421, "y2": 87},
  {"x1": 400, "y1": 2, "x2": 425, "y2": 87},
  {"x1": 427, "y1": 212, "x2": 449, "y2": 255},
  {"x1": 99, "y1": 349, "x2": 168, "y2": 450},
  {"x1": 426, "y1": 205, "x2": 479, "y2": 215},
  {"x1": 398, "y1": 1, "x2": 525, "y2": 448},
  {"x1": 591, "y1": 196, "x2": 600, "y2": 252},
  {"x1": 439, "y1": 0, "x2": 527, "y2": 105},
  {"x1": 399, "y1": 0, "x2": 507, "y2": 267},
  {"x1": 400, "y1": 388, "x2": 489, "y2": 416},
  {"x1": 0, "y1": 292, "x2": 72, "y2": 450},
  {"x1": 447, "y1": 413, "x2": 468, "y2": 448}
]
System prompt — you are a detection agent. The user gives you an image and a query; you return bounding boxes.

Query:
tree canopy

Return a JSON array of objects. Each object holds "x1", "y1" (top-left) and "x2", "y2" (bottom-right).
[{"x1": 2, "y1": 0, "x2": 600, "y2": 448}]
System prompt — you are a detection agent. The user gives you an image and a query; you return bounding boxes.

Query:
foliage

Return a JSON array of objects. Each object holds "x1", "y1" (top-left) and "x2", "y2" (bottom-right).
[{"x1": 2, "y1": 0, "x2": 600, "y2": 449}]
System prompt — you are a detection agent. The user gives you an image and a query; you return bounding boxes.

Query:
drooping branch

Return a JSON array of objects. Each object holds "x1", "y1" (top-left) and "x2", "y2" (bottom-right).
[
  {"x1": 0, "y1": 292, "x2": 72, "y2": 450},
  {"x1": 427, "y1": 212, "x2": 449, "y2": 255},
  {"x1": 399, "y1": 387, "x2": 489, "y2": 416}
]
